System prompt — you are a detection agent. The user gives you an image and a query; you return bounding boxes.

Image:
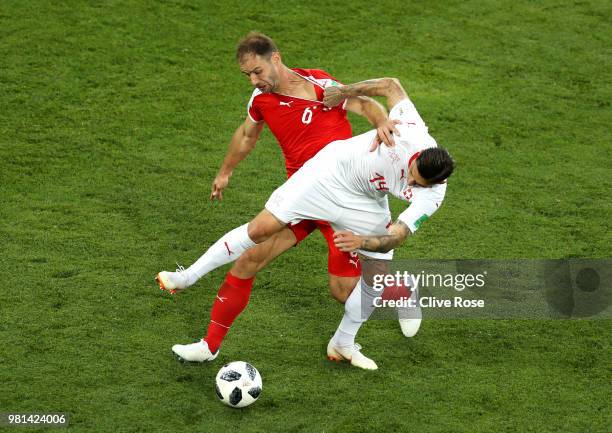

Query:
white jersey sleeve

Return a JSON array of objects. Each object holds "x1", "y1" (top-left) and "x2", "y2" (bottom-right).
[
  {"x1": 389, "y1": 98, "x2": 426, "y2": 125},
  {"x1": 389, "y1": 98, "x2": 437, "y2": 150},
  {"x1": 247, "y1": 88, "x2": 264, "y2": 123},
  {"x1": 389, "y1": 97, "x2": 446, "y2": 232},
  {"x1": 397, "y1": 182, "x2": 447, "y2": 233}
]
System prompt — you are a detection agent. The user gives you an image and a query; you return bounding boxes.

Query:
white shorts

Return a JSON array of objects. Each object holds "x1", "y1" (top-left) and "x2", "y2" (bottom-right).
[{"x1": 265, "y1": 146, "x2": 394, "y2": 260}]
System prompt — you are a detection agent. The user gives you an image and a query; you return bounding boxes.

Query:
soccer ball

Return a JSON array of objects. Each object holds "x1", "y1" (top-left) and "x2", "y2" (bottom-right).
[{"x1": 215, "y1": 361, "x2": 262, "y2": 408}]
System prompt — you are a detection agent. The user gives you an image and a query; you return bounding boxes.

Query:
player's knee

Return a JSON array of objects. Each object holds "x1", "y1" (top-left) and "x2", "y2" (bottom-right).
[
  {"x1": 232, "y1": 250, "x2": 263, "y2": 277},
  {"x1": 247, "y1": 213, "x2": 282, "y2": 243},
  {"x1": 247, "y1": 221, "x2": 269, "y2": 243},
  {"x1": 329, "y1": 276, "x2": 359, "y2": 304},
  {"x1": 330, "y1": 286, "x2": 348, "y2": 303}
]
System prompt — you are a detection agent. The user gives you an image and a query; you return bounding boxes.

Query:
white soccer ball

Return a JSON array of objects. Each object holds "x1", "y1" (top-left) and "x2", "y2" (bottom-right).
[{"x1": 215, "y1": 361, "x2": 263, "y2": 408}]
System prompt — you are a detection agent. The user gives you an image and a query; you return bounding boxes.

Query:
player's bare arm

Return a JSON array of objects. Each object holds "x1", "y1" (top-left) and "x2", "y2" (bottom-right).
[
  {"x1": 344, "y1": 96, "x2": 400, "y2": 150},
  {"x1": 324, "y1": 78, "x2": 408, "y2": 113},
  {"x1": 333, "y1": 220, "x2": 410, "y2": 253},
  {"x1": 211, "y1": 117, "x2": 264, "y2": 201}
]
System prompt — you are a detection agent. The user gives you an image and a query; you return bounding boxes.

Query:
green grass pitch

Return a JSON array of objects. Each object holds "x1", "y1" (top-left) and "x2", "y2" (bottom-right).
[{"x1": 1, "y1": 1, "x2": 610, "y2": 432}]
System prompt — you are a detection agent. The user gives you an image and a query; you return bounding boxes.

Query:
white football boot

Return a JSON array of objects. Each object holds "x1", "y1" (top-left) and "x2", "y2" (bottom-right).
[
  {"x1": 398, "y1": 318, "x2": 422, "y2": 337},
  {"x1": 327, "y1": 339, "x2": 378, "y2": 370},
  {"x1": 172, "y1": 340, "x2": 219, "y2": 362},
  {"x1": 397, "y1": 286, "x2": 422, "y2": 337},
  {"x1": 156, "y1": 265, "x2": 190, "y2": 294}
]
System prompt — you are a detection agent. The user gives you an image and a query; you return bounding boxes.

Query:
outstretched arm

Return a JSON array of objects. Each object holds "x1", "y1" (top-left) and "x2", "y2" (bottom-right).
[
  {"x1": 324, "y1": 78, "x2": 408, "y2": 112},
  {"x1": 211, "y1": 117, "x2": 264, "y2": 201},
  {"x1": 333, "y1": 220, "x2": 411, "y2": 254}
]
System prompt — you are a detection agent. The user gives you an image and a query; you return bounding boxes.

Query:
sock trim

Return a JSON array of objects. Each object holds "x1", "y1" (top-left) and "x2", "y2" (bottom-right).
[
  {"x1": 210, "y1": 320, "x2": 230, "y2": 329},
  {"x1": 226, "y1": 272, "x2": 255, "y2": 288}
]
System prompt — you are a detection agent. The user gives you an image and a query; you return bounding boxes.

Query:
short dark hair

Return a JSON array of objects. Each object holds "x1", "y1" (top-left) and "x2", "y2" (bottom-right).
[
  {"x1": 236, "y1": 32, "x2": 278, "y2": 62},
  {"x1": 416, "y1": 147, "x2": 455, "y2": 184}
]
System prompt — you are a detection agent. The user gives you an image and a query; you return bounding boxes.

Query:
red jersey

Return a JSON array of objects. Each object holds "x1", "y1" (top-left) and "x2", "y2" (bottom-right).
[{"x1": 247, "y1": 68, "x2": 353, "y2": 177}]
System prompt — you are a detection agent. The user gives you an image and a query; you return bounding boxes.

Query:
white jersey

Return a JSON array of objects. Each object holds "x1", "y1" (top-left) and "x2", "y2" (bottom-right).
[
  {"x1": 314, "y1": 98, "x2": 447, "y2": 232},
  {"x1": 265, "y1": 98, "x2": 447, "y2": 258}
]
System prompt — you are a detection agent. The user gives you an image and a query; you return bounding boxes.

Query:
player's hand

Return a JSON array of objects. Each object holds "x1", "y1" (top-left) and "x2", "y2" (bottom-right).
[
  {"x1": 323, "y1": 85, "x2": 346, "y2": 108},
  {"x1": 370, "y1": 119, "x2": 400, "y2": 151},
  {"x1": 210, "y1": 173, "x2": 230, "y2": 201},
  {"x1": 333, "y1": 230, "x2": 363, "y2": 252}
]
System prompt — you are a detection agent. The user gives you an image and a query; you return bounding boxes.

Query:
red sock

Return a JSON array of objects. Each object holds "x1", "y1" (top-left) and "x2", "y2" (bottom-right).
[{"x1": 204, "y1": 272, "x2": 254, "y2": 353}]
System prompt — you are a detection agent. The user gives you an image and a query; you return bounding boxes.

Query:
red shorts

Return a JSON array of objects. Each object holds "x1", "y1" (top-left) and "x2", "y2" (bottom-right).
[{"x1": 288, "y1": 220, "x2": 361, "y2": 277}]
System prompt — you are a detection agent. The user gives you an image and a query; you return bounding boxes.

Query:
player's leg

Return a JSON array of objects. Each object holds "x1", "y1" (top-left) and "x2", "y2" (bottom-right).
[
  {"x1": 373, "y1": 198, "x2": 422, "y2": 337},
  {"x1": 327, "y1": 256, "x2": 390, "y2": 370},
  {"x1": 315, "y1": 221, "x2": 361, "y2": 304},
  {"x1": 159, "y1": 137, "x2": 341, "y2": 293},
  {"x1": 330, "y1": 199, "x2": 421, "y2": 338},
  {"x1": 169, "y1": 163, "x2": 341, "y2": 291},
  {"x1": 328, "y1": 275, "x2": 359, "y2": 303},
  {"x1": 173, "y1": 220, "x2": 323, "y2": 361},
  {"x1": 396, "y1": 281, "x2": 422, "y2": 337},
  {"x1": 229, "y1": 221, "x2": 316, "y2": 278},
  {"x1": 171, "y1": 228, "x2": 299, "y2": 362},
  {"x1": 165, "y1": 161, "x2": 342, "y2": 361},
  {"x1": 156, "y1": 209, "x2": 284, "y2": 293},
  {"x1": 326, "y1": 207, "x2": 394, "y2": 369},
  {"x1": 200, "y1": 227, "x2": 300, "y2": 353}
]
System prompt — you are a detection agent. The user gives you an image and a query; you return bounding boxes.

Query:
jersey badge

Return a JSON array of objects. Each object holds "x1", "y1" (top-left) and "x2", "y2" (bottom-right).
[
  {"x1": 388, "y1": 149, "x2": 400, "y2": 163},
  {"x1": 402, "y1": 188, "x2": 413, "y2": 201}
]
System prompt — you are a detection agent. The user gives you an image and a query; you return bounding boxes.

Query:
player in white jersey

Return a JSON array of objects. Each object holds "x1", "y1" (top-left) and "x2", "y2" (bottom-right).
[
  {"x1": 157, "y1": 77, "x2": 454, "y2": 369},
  {"x1": 265, "y1": 96, "x2": 446, "y2": 261}
]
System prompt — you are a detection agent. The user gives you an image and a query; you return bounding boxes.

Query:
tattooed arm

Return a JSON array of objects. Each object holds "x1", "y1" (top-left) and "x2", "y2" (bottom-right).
[
  {"x1": 324, "y1": 78, "x2": 408, "y2": 111},
  {"x1": 333, "y1": 220, "x2": 411, "y2": 254}
]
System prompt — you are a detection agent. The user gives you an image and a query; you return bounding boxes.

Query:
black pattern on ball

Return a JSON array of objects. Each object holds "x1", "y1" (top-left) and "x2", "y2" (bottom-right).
[
  {"x1": 215, "y1": 384, "x2": 223, "y2": 400},
  {"x1": 220, "y1": 370, "x2": 241, "y2": 382},
  {"x1": 245, "y1": 363, "x2": 257, "y2": 381},
  {"x1": 229, "y1": 387, "x2": 242, "y2": 406},
  {"x1": 248, "y1": 386, "x2": 262, "y2": 399}
]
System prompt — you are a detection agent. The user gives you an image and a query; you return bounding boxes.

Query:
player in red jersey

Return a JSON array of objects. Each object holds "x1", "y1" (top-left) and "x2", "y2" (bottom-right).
[{"x1": 157, "y1": 33, "x2": 410, "y2": 362}]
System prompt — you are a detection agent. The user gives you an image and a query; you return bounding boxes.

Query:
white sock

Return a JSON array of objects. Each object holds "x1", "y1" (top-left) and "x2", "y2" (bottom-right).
[
  {"x1": 185, "y1": 224, "x2": 255, "y2": 285},
  {"x1": 332, "y1": 278, "x2": 379, "y2": 348}
]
